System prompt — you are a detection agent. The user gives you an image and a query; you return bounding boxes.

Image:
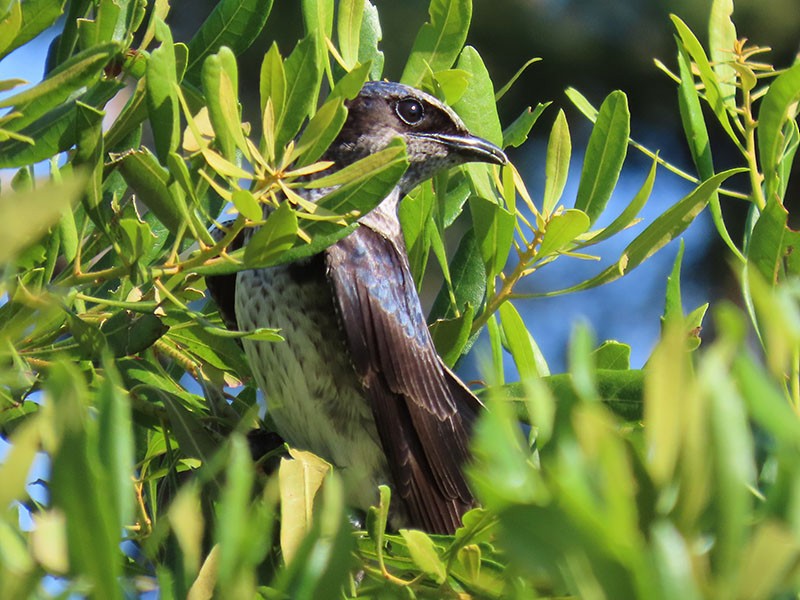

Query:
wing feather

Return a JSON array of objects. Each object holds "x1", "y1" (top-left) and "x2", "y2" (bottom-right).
[{"x1": 326, "y1": 224, "x2": 482, "y2": 533}]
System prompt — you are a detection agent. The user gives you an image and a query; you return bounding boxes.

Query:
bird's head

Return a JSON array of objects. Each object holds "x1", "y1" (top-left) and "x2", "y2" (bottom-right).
[{"x1": 327, "y1": 81, "x2": 508, "y2": 193}]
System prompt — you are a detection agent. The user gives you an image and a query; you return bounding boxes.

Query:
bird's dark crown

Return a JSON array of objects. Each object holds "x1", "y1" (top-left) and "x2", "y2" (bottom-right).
[{"x1": 325, "y1": 81, "x2": 507, "y2": 192}]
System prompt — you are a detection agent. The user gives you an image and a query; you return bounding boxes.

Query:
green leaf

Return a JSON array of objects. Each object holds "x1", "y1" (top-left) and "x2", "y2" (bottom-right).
[
  {"x1": 495, "y1": 57, "x2": 542, "y2": 101},
  {"x1": 430, "y1": 304, "x2": 474, "y2": 367},
  {"x1": 272, "y1": 473, "x2": 353, "y2": 599},
  {"x1": 592, "y1": 341, "x2": 631, "y2": 370},
  {"x1": 68, "y1": 312, "x2": 107, "y2": 358},
  {"x1": 441, "y1": 174, "x2": 471, "y2": 227},
  {"x1": 399, "y1": 182, "x2": 434, "y2": 283},
  {"x1": 202, "y1": 47, "x2": 247, "y2": 161},
  {"x1": 502, "y1": 102, "x2": 549, "y2": 149},
  {"x1": 0, "y1": 413, "x2": 41, "y2": 508},
  {"x1": 429, "y1": 229, "x2": 486, "y2": 323},
  {"x1": 196, "y1": 223, "x2": 360, "y2": 276},
  {"x1": 118, "y1": 217, "x2": 153, "y2": 261},
  {"x1": 115, "y1": 147, "x2": 187, "y2": 235},
  {"x1": 734, "y1": 352, "x2": 800, "y2": 447},
  {"x1": 292, "y1": 96, "x2": 347, "y2": 166},
  {"x1": 310, "y1": 138, "x2": 409, "y2": 215},
  {"x1": 76, "y1": 0, "x2": 138, "y2": 48},
  {"x1": 542, "y1": 109, "x2": 571, "y2": 214},
  {"x1": 185, "y1": 0, "x2": 274, "y2": 81},
  {"x1": 487, "y1": 370, "x2": 644, "y2": 421},
  {"x1": 708, "y1": 0, "x2": 737, "y2": 110},
  {"x1": 650, "y1": 522, "x2": 704, "y2": 600},
  {"x1": 428, "y1": 67, "x2": 471, "y2": 104},
  {"x1": 276, "y1": 34, "x2": 323, "y2": 152},
  {"x1": 216, "y1": 434, "x2": 255, "y2": 586},
  {"x1": 147, "y1": 20, "x2": 180, "y2": 162},
  {"x1": 0, "y1": 42, "x2": 117, "y2": 133},
  {"x1": 96, "y1": 357, "x2": 135, "y2": 529},
  {"x1": 565, "y1": 86, "x2": 598, "y2": 121},
  {"x1": 469, "y1": 196, "x2": 514, "y2": 278},
  {"x1": 499, "y1": 302, "x2": 540, "y2": 380},
  {"x1": 74, "y1": 101, "x2": 107, "y2": 232},
  {"x1": 231, "y1": 189, "x2": 262, "y2": 221},
  {"x1": 748, "y1": 198, "x2": 799, "y2": 284},
  {"x1": 583, "y1": 155, "x2": 656, "y2": 246},
  {"x1": 777, "y1": 119, "x2": 800, "y2": 202},
  {"x1": 758, "y1": 60, "x2": 800, "y2": 203},
  {"x1": 51, "y1": 0, "x2": 90, "y2": 65},
  {"x1": 706, "y1": 353, "x2": 755, "y2": 587},
  {"x1": 737, "y1": 521, "x2": 800, "y2": 600},
  {"x1": 671, "y1": 14, "x2": 738, "y2": 144},
  {"x1": 48, "y1": 363, "x2": 123, "y2": 600},
  {"x1": 537, "y1": 209, "x2": 590, "y2": 258},
  {"x1": 0, "y1": 174, "x2": 86, "y2": 265},
  {"x1": 100, "y1": 311, "x2": 169, "y2": 356},
  {"x1": 468, "y1": 392, "x2": 538, "y2": 506},
  {"x1": 358, "y1": 0, "x2": 384, "y2": 80},
  {"x1": 259, "y1": 42, "x2": 286, "y2": 119},
  {"x1": 574, "y1": 90, "x2": 630, "y2": 224},
  {"x1": 301, "y1": 0, "x2": 333, "y2": 81},
  {"x1": 0, "y1": 1, "x2": 22, "y2": 59},
  {"x1": 452, "y1": 46, "x2": 502, "y2": 146},
  {"x1": 0, "y1": 80, "x2": 121, "y2": 169},
  {"x1": 1, "y1": 0, "x2": 65, "y2": 60},
  {"x1": 399, "y1": 529, "x2": 447, "y2": 584},
  {"x1": 279, "y1": 448, "x2": 330, "y2": 565},
  {"x1": 328, "y1": 60, "x2": 372, "y2": 100},
  {"x1": 243, "y1": 202, "x2": 299, "y2": 266},
  {"x1": 663, "y1": 239, "x2": 686, "y2": 325},
  {"x1": 401, "y1": 0, "x2": 471, "y2": 87},
  {"x1": 337, "y1": 0, "x2": 364, "y2": 68},
  {"x1": 161, "y1": 393, "x2": 217, "y2": 461},
  {"x1": 548, "y1": 168, "x2": 745, "y2": 295},
  {"x1": 677, "y1": 43, "x2": 743, "y2": 261},
  {"x1": 366, "y1": 484, "x2": 391, "y2": 549}
]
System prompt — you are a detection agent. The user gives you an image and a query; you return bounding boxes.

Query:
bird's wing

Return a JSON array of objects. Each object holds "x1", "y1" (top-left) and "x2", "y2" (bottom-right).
[{"x1": 325, "y1": 224, "x2": 482, "y2": 533}]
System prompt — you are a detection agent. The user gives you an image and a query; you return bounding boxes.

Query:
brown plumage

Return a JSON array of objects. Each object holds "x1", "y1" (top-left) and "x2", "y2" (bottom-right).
[{"x1": 207, "y1": 81, "x2": 506, "y2": 533}]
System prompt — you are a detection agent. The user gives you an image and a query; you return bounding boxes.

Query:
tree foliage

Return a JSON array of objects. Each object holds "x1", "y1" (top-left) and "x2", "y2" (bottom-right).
[{"x1": 0, "y1": 0, "x2": 799, "y2": 598}]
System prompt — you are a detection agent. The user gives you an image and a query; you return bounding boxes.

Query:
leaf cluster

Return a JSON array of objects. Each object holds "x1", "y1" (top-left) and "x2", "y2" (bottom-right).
[{"x1": 0, "y1": 0, "x2": 799, "y2": 598}]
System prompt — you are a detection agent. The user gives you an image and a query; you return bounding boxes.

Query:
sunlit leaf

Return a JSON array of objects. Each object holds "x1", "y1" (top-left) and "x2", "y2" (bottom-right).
[
  {"x1": 542, "y1": 109, "x2": 571, "y2": 215},
  {"x1": 401, "y1": 0, "x2": 471, "y2": 87},
  {"x1": 758, "y1": 61, "x2": 800, "y2": 203},
  {"x1": 574, "y1": 90, "x2": 629, "y2": 225}
]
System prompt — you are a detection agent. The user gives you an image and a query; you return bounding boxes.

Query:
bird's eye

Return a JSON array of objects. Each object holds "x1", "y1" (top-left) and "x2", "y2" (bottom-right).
[{"x1": 395, "y1": 98, "x2": 424, "y2": 125}]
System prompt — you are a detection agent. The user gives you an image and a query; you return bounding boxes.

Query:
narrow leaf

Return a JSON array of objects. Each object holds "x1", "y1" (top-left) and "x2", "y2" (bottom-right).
[
  {"x1": 758, "y1": 61, "x2": 800, "y2": 203},
  {"x1": 147, "y1": 20, "x2": 180, "y2": 162},
  {"x1": 185, "y1": 0, "x2": 274, "y2": 80},
  {"x1": 542, "y1": 109, "x2": 571, "y2": 215},
  {"x1": 546, "y1": 168, "x2": 745, "y2": 295},
  {"x1": 401, "y1": 0, "x2": 471, "y2": 87},
  {"x1": 574, "y1": 90, "x2": 630, "y2": 225},
  {"x1": 337, "y1": 0, "x2": 364, "y2": 68}
]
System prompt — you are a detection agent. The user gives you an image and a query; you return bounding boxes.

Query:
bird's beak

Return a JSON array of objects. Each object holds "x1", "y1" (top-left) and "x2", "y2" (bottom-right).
[{"x1": 415, "y1": 131, "x2": 508, "y2": 166}]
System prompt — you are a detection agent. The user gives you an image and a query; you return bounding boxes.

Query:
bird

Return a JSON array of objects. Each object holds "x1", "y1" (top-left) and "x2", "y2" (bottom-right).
[{"x1": 206, "y1": 81, "x2": 508, "y2": 534}]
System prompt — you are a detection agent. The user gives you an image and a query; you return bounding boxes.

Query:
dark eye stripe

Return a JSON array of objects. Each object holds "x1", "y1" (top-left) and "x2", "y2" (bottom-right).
[{"x1": 395, "y1": 98, "x2": 424, "y2": 125}]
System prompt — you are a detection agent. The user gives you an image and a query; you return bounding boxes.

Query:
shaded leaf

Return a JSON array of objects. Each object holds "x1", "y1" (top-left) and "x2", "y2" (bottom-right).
[{"x1": 185, "y1": 0, "x2": 274, "y2": 81}]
